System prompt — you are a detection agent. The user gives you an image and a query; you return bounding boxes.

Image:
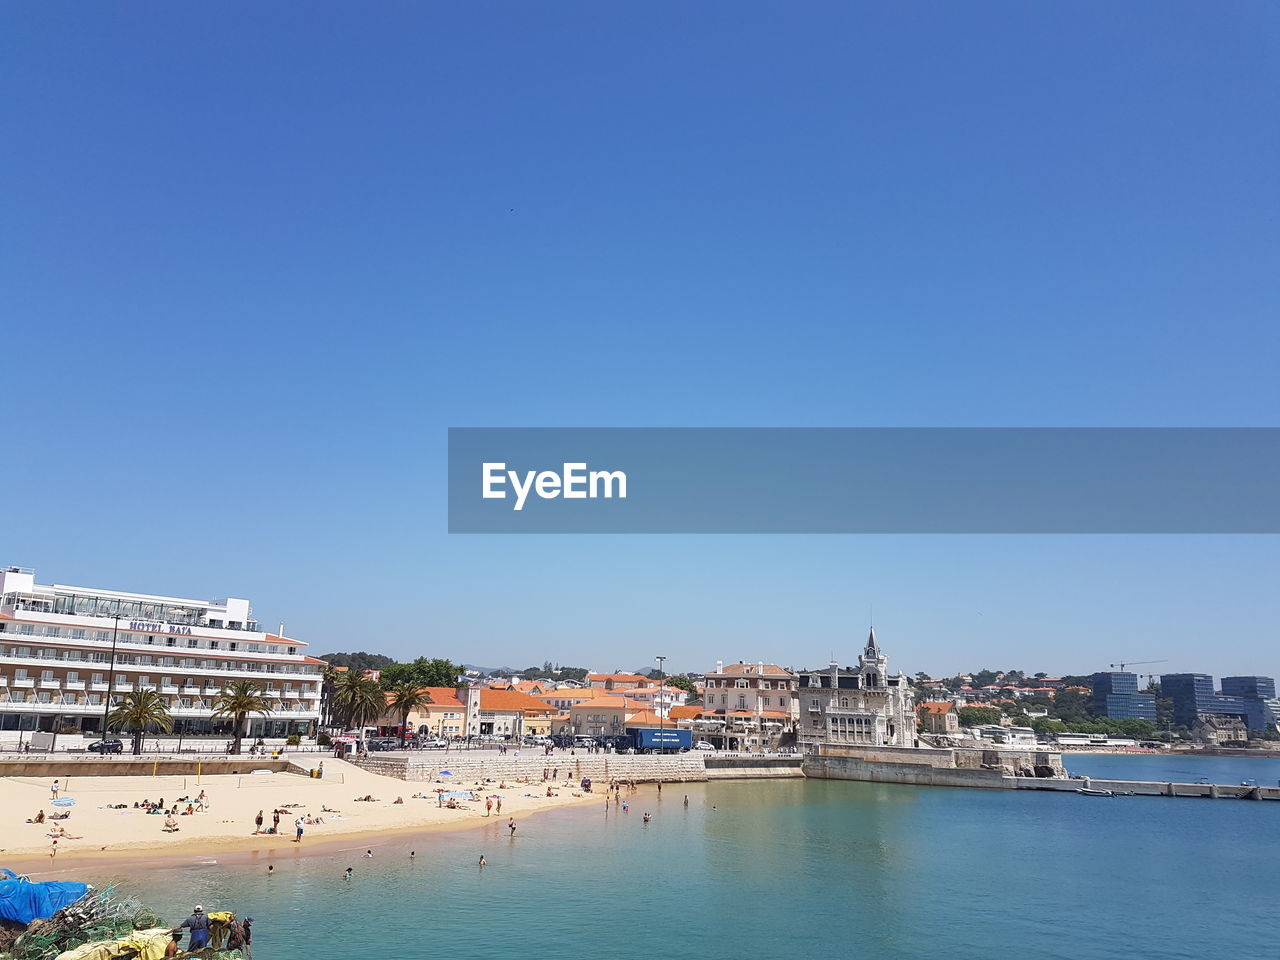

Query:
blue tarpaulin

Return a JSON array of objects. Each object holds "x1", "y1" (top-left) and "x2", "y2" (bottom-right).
[{"x1": 0, "y1": 869, "x2": 89, "y2": 924}]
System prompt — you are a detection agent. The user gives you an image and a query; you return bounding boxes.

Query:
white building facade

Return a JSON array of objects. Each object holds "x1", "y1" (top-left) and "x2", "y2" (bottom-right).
[
  {"x1": 796, "y1": 628, "x2": 916, "y2": 749},
  {"x1": 0, "y1": 567, "x2": 323, "y2": 740}
]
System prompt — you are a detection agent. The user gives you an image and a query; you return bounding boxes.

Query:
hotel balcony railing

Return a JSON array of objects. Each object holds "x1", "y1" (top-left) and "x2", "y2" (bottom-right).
[
  {"x1": 13, "y1": 678, "x2": 34, "y2": 688},
  {"x1": 64, "y1": 681, "x2": 86, "y2": 690},
  {"x1": 38, "y1": 680, "x2": 61, "y2": 689},
  {"x1": 0, "y1": 647, "x2": 316, "y2": 679}
]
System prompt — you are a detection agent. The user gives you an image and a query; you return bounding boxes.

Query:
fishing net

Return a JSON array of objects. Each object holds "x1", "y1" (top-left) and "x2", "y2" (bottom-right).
[{"x1": 5, "y1": 886, "x2": 160, "y2": 960}]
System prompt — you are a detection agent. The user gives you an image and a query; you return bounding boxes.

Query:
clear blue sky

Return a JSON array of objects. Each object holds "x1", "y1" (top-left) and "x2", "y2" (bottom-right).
[{"x1": 4, "y1": 3, "x2": 1277, "y2": 678}]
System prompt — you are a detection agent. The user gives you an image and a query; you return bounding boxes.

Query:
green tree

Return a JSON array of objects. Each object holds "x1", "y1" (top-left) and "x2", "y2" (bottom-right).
[
  {"x1": 378, "y1": 657, "x2": 462, "y2": 690},
  {"x1": 665, "y1": 675, "x2": 696, "y2": 700},
  {"x1": 211, "y1": 680, "x2": 272, "y2": 755},
  {"x1": 108, "y1": 689, "x2": 174, "y2": 755},
  {"x1": 1051, "y1": 687, "x2": 1093, "y2": 723},
  {"x1": 317, "y1": 651, "x2": 396, "y2": 672},
  {"x1": 387, "y1": 683, "x2": 430, "y2": 747},
  {"x1": 958, "y1": 706, "x2": 1002, "y2": 727}
]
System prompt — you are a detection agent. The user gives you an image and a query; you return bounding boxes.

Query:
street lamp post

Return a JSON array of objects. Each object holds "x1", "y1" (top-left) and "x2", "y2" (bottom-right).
[
  {"x1": 100, "y1": 612, "x2": 123, "y2": 741},
  {"x1": 655, "y1": 656, "x2": 667, "y2": 754}
]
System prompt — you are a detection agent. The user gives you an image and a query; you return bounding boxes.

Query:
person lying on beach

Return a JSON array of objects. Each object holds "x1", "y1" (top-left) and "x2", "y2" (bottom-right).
[
  {"x1": 322, "y1": 805, "x2": 340, "y2": 813},
  {"x1": 393, "y1": 797, "x2": 404, "y2": 804},
  {"x1": 49, "y1": 811, "x2": 71, "y2": 820},
  {"x1": 353, "y1": 795, "x2": 379, "y2": 802},
  {"x1": 48, "y1": 824, "x2": 83, "y2": 839}
]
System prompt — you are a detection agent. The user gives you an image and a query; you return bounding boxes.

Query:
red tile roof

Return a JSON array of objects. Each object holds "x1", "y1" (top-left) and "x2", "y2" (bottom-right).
[{"x1": 918, "y1": 701, "x2": 957, "y2": 716}]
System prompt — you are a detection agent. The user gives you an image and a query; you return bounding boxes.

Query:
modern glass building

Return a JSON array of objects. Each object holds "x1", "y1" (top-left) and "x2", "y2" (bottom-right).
[
  {"x1": 1161, "y1": 672, "x2": 1278, "y2": 732},
  {"x1": 1089, "y1": 672, "x2": 1157, "y2": 721}
]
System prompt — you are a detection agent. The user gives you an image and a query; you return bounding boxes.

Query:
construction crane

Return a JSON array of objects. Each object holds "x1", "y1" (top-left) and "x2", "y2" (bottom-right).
[{"x1": 1109, "y1": 659, "x2": 1169, "y2": 672}]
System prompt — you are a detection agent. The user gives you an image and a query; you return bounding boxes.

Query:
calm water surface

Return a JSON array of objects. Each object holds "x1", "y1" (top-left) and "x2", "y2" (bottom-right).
[{"x1": 99, "y1": 767, "x2": 1279, "y2": 960}]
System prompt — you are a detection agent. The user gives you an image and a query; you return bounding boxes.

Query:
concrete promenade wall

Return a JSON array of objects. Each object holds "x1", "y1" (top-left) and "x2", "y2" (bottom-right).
[{"x1": 0, "y1": 757, "x2": 293, "y2": 778}]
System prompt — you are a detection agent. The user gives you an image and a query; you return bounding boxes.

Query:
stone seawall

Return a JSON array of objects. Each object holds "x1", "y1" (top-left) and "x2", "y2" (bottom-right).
[
  {"x1": 704, "y1": 757, "x2": 804, "y2": 779},
  {"x1": 348, "y1": 753, "x2": 710, "y2": 783},
  {"x1": 803, "y1": 753, "x2": 1012, "y2": 789},
  {"x1": 347, "y1": 753, "x2": 806, "y2": 784}
]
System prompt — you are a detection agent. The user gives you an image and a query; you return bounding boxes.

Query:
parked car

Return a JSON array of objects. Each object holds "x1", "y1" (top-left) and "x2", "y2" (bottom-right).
[
  {"x1": 694, "y1": 741, "x2": 717, "y2": 751},
  {"x1": 366, "y1": 737, "x2": 401, "y2": 751},
  {"x1": 418, "y1": 737, "x2": 448, "y2": 748},
  {"x1": 88, "y1": 739, "x2": 125, "y2": 754}
]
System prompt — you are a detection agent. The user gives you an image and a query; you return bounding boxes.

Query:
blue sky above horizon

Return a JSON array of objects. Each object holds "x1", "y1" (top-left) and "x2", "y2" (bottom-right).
[{"x1": 3, "y1": 3, "x2": 1277, "y2": 678}]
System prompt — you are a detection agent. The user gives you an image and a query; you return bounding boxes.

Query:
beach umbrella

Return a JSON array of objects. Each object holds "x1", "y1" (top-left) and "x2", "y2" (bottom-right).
[{"x1": 439, "y1": 770, "x2": 453, "y2": 776}]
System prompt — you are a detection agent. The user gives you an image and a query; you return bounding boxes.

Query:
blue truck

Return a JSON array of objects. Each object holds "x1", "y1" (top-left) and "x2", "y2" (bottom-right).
[{"x1": 626, "y1": 727, "x2": 693, "y2": 753}]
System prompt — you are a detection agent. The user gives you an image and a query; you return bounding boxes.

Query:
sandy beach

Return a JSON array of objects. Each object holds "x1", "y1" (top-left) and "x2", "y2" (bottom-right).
[{"x1": 0, "y1": 756, "x2": 599, "y2": 876}]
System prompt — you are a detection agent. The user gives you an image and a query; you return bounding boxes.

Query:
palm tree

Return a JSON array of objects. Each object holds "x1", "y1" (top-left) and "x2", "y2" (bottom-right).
[
  {"x1": 332, "y1": 671, "x2": 384, "y2": 734},
  {"x1": 387, "y1": 684, "x2": 430, "y2": 747},
  {"x1": 108, "y1": 689, "x2": 173, "y2": 755},
  {"x1": 211, "y1": 679, "x2": 272, "y2": 755}
]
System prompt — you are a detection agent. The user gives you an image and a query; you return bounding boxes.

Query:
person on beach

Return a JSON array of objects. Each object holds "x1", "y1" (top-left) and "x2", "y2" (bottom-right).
[
  {"x1": 496, "y1": 796, "x2": 502, "y2": 814},
  {"x1": 478, "y1": 855, "x2": 486, "y2": 868},
  {"x1": 508, "y1": 817, "x2": 516, "y2": 837},
  {"x1": 173, "y1": 905, "x2": 211, "y2": 950},
  {"x1": 294, "y1": 817, "x2": 304, "y2": 842},
  {"x1": 242, "y1": 916, "x2": 253, "y2": 959},
  {"x1": 684, "y1": 795, "x2": 689, "y2": 807},
  {"x1": 344, "y1": 867, "x2": 353, "y2": 880},
  {"x1": 254, "y1": 810, "x2": 264, "y2": 834},
  {"x1": 163, "y1": 815, "x2": 179, "y2": 832},
  {"x1": 31, "y1": 810, "x2": 45, "y2": 824},
  {"x1": 486, "y1": 797, "x2": 492, "y2": 817},
  {"x1": 267, "y1": 865, "x2": 274, "y2": 877},
  {"x1": 51, "y1": 779, "x2": 60, "y2": 800},
  {"x1": 50, "y1": 838, "x2": 57, "y2": 863},
  {"x1": 363, "y1": 849, "x2": 373, "y2": 858},
  {"x1": 272, "y1": 809, "x2": 280, "y2": 833},
  {"x1": 643, "y1": 812, "x2": 651, "y2": 823},
  {"x1": 410, "y1": 851, "x2": 415, "y2": 860},
  {"x1": 165, "y1": 932, "x2": 183, "y2": 957}
]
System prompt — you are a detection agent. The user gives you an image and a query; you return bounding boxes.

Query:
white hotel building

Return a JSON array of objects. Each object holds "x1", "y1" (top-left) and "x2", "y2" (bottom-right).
[{"x1": 0, "y1": 567, "x2": 323, "y2": 739}]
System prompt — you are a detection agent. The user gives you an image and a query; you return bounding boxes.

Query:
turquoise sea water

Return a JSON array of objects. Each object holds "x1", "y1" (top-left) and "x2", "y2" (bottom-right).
[{"x1": 97, "y1": 760, "x2": 1280, "y2": 960}]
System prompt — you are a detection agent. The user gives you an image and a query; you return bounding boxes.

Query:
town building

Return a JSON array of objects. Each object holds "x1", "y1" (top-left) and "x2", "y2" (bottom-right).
[
  {"x1": 1089, "y1": 672, "x2": 1157, "y2": 721},
  {"x1": 695, "y1": 660, "x2": 798, "y2": 751},
  {"x1": 796, "y1": 628, "x2": 915, "y2": 748},
  {"x1": 386, "y1": 686, "x2": 555, "y2": 740},
  {"x1": 586, "y1": 672, "x2": 651, "y2": 691},
  {"x1": 0, "y1": 566, "x2": 322, "y2": 740},
  {"x1": 1191, "y1": 715, "x2": 1248, "y2": 745},
  {"x1": 917, "y1": 700, "x2": 960, "y2": 735}
]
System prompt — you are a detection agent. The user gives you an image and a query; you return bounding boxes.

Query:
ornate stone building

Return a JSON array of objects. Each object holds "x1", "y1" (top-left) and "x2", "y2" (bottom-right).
[{"x1": 796, "y1": 628, "x2": 916, "y2": 749}]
